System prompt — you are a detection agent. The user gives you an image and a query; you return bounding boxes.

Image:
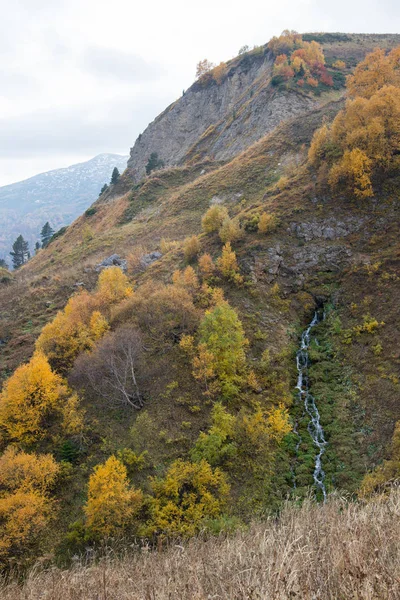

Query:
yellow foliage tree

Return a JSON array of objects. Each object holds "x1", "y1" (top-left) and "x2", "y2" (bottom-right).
[
  {"x1": 198, "y1": 253, "x2": 215, "y2": 280},
  {"x1": 0, "y1": 447, "x2": 59, "y2": 494},
  {"x1": 0, "y1": 351, "x2": 81, "y2": 445},
  {"x1": 96, "y1": 266, "x2": 133, "y2": 306},
  {"x1": 359, "y1": 421, "x2": 400, "y2": 497},
  {"x1": 309, "y1": 58, "x2": 400, "y2": 199},
  {"x1": 147, "y1": 459, "x2": 229, "y2": 537},
  {"x1": 347, "y1": 47, "x2": 400, "y2": 99},
  {"x1": 201, "y1": 205, "x2": 229, "y2": 233},
  {"x1": 0, "y1": 447, "x2": 59, "y2": 566},
  {"x1": 85, "y1": 456, "x2": 143, "y2": 538},
  {"x1": 193, "y1": 302, "x2": 248, "y2": 398},
  {"x1": 183, "y1": 235, "x2": 200, "y2": 262},
  {"x1": 258, "y1": 212, "x2": 278, "y2": 234},
  {"x1": 36, "y1": 290, "x2": 109, "y2": 374},
  {"x1": 328, "y1": 148, "x2": 373, "y2": 199},
  {"x1": 216, "y1": 242, "x2": 243, "y2": 284},
  {"x1": 218, "y1": 217, "x2": 243, "y2": 244},
  {"x1": 196, "y1": 59, "x2": 215, "y2": 79},
  {"x1": 172, "y1": 266, "x2": 199, "y2": 294}
]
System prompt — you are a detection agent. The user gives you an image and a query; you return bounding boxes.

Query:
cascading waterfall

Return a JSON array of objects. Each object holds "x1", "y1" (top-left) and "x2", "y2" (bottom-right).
[{"x1": 294, "y1": 312, "x2": 327, "y2": 501}]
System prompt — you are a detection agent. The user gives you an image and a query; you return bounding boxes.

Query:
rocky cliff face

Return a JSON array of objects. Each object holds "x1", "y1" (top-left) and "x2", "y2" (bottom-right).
[{"x1": 127, "y1": 50, "x2": 317, "y2": 181}]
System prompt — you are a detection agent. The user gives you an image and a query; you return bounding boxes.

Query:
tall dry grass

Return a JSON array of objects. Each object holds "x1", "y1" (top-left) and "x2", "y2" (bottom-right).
[{"x1": 2, "y1": 490, "x2": 400, "y2": 599}]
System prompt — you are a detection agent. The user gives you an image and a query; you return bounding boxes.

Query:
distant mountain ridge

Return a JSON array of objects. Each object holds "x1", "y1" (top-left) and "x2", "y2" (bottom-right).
[{"x1": 0, "y1": 153, "x2": 128, "y2": 262}]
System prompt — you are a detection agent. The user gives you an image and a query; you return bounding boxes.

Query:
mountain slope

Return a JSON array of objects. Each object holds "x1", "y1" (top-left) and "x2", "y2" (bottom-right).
[
  {"x1": 127, "y1": 33, "x2": 400, "y2": 180},
  {"x1": 1, "y1": 32, "x2": 400, "y2": 573},
  {"x1": 0, "y1": 153, "x2": 128, "y2": 261}
]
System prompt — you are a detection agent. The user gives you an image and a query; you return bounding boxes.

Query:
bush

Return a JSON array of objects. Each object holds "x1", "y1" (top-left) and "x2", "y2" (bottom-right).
[
  {"x1": 183, "y1": 235, "x2": 200, "y2": 262},
  {"x1": 202, "y1": 205, "x2": 229, "y2": 233},
  {"x1": 147, "y1": 459, "x2": 229, "y2": 537},
  {"x1": 258, "y1": 213, "x2": 278, "y2": 234},
  {"x1": 85, "y1": 207, "x2": 97, "y2": 217},
  {"x1": 218, "y1": 217, "x2": 243, "y2": 244}
]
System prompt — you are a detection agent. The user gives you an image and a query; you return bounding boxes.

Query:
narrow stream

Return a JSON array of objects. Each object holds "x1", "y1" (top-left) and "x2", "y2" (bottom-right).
[{"x1": 294, "y1": 312, "x2": 327, "y2": 501}]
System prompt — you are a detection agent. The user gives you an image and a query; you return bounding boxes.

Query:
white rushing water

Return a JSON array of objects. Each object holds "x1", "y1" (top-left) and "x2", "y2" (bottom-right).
[{"x1": 295, "y1": 312, "x2": 327, "y2": 501}]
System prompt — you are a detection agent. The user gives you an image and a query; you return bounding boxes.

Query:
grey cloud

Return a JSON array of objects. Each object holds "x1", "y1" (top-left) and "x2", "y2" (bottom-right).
[
  {"x1": 82, "y1": 46, "x2": 164, "y2": 82},
  {"x1": 0, "y1": 96, "x2": 170, "y2": 158}
]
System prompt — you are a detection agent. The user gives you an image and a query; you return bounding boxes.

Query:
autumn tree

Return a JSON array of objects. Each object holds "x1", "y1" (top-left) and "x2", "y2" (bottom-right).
[
  {"x1": 172, "y1": 265, "x2": 199, "y2": 294},
  {"x1": 258, "y1": 212, "x2": 278, "y2": 234},
  {"x1": 359, "y1": 421, "x2": 400, "y2": 497},
  {"x1": 0, "y1": 447, "x2": 59, "y2": 566},
  {"x1": 0, "y1": 351, "x2": 82, "y2": 445},
  {"x1": 198, "y1": 253, "x2": 215, "y2": 280},
  {"x1": 85, "y1": 456, "x2": 143, "y2": 538},
  {"x1": 347, "y1": 47, "x2": 400, "y2": 99},
  {"x1": 193, "y1": 302, "x2": 248, "y2": 398},
  {"x1": 183, "y1": 235, "x2": 200, "y2": 262},
  {"x1": 96, "y1": 266, "x2": 133, "y2": 307},
  {"x1": 71, "y1": 325, "x2": 144, "y2": 410},
  {"x1": 196, "y1": 59, "x2": 215, "y2": 79},
  {"x1": 147, "y1": 459, "x2": 229, "y2": 537},
  {"x1": 218, "y1": 217, "x2": 243, "y2": 244},
  {"x1": 216, "y1": 242, "x2": 243, "y2": 284},
  {"x1": 309, "y1": 81, "x2": 400, "y2": 198},
  {"x1": 112, "y1": 281, "x2": 200, "y2": 347},
  {"x1": 36, "y1": 291, "x2": 108, "y2": 374},
  {"x1": 201, "y1": 205, "x2": 229, "y2": 233}
]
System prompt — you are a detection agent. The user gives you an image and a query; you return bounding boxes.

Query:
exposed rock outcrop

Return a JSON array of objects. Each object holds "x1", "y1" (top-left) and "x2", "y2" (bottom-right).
[{"x1": 127, "y1": 51, "x2": 317, "y2": 181}]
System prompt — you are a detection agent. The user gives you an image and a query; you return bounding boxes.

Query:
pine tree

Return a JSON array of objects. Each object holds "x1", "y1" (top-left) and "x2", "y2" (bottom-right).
[
  {"x1": 145, "y1": 152, "x2": 164, "y2": 176},
  {"x1": 35, "y1": 241, "x2": 41, "y2": 254},
  {"x1": 99, "y1": 183, "x2": 108, "y2": 196},
  {"x1": 110, "y1": 167, "x2": 120, "y2": 185},
  {"x1": 40, "y1": 222, "x2": 54, "y2": 248},
  {"x1": 0, "y1": 258, "x2": 8, "y2": 269},
  {"x1": 10, "y1": 235, "x2": 30, "y2": 269}
]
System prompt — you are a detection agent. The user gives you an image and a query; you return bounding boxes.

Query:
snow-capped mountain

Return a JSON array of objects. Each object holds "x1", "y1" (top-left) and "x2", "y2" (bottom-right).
[{"x1": 0, "y1": 153, "x2": 128, "y2": 262}]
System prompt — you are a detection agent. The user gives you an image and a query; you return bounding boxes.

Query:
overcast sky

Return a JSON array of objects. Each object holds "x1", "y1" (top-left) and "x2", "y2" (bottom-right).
[{"x1": 0, "y1": 0, "x2": 399, "y2": 186}]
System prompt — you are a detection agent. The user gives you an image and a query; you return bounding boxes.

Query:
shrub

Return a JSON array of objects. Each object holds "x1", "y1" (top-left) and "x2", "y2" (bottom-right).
[
  {"x1": 183, "y1": 235, "x2": 200, "y2": 262},
  {"x1": 71, "y1": 325, "x2": 144, "y2": 410},
  {"x1": 85, "y1": 207, "x2": 97, "y2": 217},
  {"x1": 218, "y1": 217, "x2": 243, "y2": 244},
  {"x1": 202, "y1": 205, "x2": 229, "y2": 234},
  {"x1": 258, "y1": 213, "x2": 278, "y2": 234},
  {"x1": 198, "y1": 253, "x2": 215, "y2": 280},
  {"x1": 112, "y1": 281, "x2": 200, "y2": 347},
  {"x1": 147, "y1": 459, "x2": 229, "y2": 537},
  {"x1": 216, "y1": 242, "x2": 243, "y2": 284},
  {"x1": 96, "y1": 266, "x2": 133, "y2": 306}
]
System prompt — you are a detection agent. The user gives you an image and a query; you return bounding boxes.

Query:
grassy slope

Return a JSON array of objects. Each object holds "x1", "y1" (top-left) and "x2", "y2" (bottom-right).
[{"x1": 2, "y1": 488, "x2": 400, "y2": 599}]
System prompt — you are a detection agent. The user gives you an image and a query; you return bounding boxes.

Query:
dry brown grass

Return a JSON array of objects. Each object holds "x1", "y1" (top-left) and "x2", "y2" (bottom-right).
[{"x1": 2, "y1": 490, "x2": 400, "y2": 599}]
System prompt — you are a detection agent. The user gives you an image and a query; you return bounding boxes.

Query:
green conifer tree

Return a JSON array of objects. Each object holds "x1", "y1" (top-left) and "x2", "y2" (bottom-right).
[
  {"x1": 110, "y1": 168, "x2": 120, "y2": 185},
  {"x1": 40, "y1": 222, "x2": 54, "y2": 248},
  {"x1": 10, "y1": 235, "x2": 30, "y2": 269}
]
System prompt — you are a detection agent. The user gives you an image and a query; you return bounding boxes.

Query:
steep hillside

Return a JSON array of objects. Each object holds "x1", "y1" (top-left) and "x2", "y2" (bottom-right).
[
  {"x1": 0, "y1": 153, "x2": 128, "y2": 262},
  {"x1": 1, "y1": 32, "x2": 400, "y2": 575},
  {"x1": 127, "y1": 33, "x2": 400, "y2": 180}
]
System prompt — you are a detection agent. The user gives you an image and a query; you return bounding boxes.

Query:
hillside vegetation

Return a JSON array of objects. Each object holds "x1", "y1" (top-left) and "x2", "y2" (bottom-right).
[{"x1": 1, "y1": 31, "x2": 400, "y2": 592}]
